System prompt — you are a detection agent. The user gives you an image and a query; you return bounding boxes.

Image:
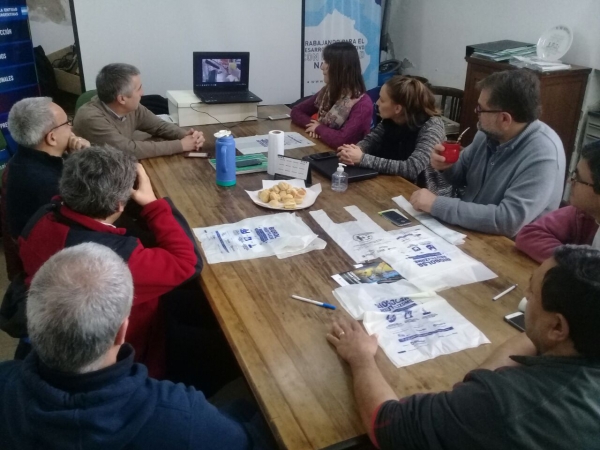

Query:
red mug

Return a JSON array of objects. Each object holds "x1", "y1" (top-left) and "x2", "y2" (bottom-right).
[{"x1": 441, "y1": 141, "x2": 461, "y2": 163}]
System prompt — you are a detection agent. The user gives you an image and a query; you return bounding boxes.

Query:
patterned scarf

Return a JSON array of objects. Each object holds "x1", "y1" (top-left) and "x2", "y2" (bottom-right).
[{"x1": 315, "y1": 87, "x2": 363, "y2": 130}]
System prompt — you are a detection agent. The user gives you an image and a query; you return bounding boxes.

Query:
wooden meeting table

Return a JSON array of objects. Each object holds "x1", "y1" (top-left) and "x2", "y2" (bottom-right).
[{"x1": 142, "y1": 105, "x2": 538, "y2": 450}]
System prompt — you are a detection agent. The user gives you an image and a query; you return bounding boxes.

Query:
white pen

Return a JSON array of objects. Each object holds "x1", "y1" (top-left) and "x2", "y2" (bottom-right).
[
  {"x1": 291, "y1": 295, "x2": 336, "y2": 310},
  {"x1": 493, "y1": 284, "x2": 517, "y2": 301}
]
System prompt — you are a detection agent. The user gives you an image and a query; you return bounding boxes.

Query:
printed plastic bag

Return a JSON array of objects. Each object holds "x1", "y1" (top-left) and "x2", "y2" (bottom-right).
[
  {"x1": 310, "y1": 206, "x2": 400, "y2": 263},
  {"x1": 194, "y1": 213, "x2": 320, "y2": 264},
  {"x1": 393, "y1": 195, "x2": 466, "y2": 245},
  {"x1": 333, "y1": 280, "x2": 437, "y2": 320},
  {"x1": 363, "y1": 300, "x2": 490, "y2": 367},
  {"x1": 382, "y1": 225, "x2": 496, "y2": 291}
]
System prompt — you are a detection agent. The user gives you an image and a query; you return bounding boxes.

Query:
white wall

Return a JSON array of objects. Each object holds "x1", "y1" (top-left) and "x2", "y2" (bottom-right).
[
  {"x1": 72, "y1": 0, "x2": 302, "y2": 105},
  {"x1": 27, "y1": 0, "x2": 74, "y2": 54},
  {"x1": 388, "y1": 0, "x2": 600, "y2": 94}
]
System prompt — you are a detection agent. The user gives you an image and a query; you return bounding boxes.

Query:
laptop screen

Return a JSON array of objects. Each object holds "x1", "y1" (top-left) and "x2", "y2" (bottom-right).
[{"x1": 193, "y1": 52, "x2": 250, "y2": 92}]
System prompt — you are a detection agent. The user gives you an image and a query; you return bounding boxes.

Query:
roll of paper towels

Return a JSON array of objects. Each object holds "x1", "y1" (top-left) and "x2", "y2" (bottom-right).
[
  {"x1": 267, "y1": 130, "x2": 284, "y2": 175},
  {"x1": 518, "y1": 297, "x2": 528, "y2": 312}
]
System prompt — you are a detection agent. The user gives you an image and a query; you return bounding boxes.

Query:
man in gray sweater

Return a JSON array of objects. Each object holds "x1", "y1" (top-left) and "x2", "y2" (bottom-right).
[
  {"x1": 410, "y1": 70, "x2": 565, "y2": 237},
  {"x1": 74, "y1": 63, "x2": 204, "y2": 159}
]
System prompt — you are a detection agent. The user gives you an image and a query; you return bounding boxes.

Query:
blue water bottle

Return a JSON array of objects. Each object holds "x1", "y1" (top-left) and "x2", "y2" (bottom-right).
[{"x1": 214, "y1": 130, "x2": 236, "y2": 187}]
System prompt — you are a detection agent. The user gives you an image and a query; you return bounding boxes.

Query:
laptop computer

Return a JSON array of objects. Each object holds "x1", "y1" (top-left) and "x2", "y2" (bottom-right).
[
  {"x1": 193, "y1": 52, "x2": 262, "y2": 104},
  {"x1": 302, "y1": 154, "x2": 378, "y2": 182}
]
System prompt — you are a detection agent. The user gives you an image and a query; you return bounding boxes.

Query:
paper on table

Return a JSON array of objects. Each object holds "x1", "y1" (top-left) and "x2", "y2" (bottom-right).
[
  {"x1": 236, "y1": 132, "x2": 315, "y2": 155},
  {"x1": 363, "y1": 300, "x2": 490, "y2": 367},
  {"x1": 246, "y1": 179, "x2": 322, "y2": 211},
  {"x1": 392, "y1": 196, "x2": 467, "y2": 245},
  {"x1": 194, "y1": 212, "x2": 320, "y2": 264}
]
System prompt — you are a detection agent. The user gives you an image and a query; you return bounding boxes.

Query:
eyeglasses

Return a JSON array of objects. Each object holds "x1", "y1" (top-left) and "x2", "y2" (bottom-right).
[
  {"x1": 474, "y1": 104, "x2": 504, "y2": 116},
  {"x1": 569, "y1": 170, "x2": 595, "y2": 188},
  {"x1": 49, "y1": 119, "x2": 73, "y2": 132}
]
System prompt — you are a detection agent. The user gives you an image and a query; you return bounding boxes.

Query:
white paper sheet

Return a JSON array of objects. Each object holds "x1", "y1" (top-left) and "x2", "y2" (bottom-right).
[
  {"x1": 363, "y1": 300, "x2": 491, "y2": 367},
  {"x1": 235, "y1": 132, "x2": 315, "y2": 155}
]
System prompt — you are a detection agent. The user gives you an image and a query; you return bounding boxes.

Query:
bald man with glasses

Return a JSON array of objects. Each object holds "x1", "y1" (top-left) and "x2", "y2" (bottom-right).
[{"x1": 409, "y1": 69, "x2": 565, "y2": 237}]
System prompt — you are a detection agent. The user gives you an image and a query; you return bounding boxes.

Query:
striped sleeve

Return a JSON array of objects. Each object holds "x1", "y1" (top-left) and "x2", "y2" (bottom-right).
[{"x1": 359, "y1": 116, "x2": 445, "y2": 183}]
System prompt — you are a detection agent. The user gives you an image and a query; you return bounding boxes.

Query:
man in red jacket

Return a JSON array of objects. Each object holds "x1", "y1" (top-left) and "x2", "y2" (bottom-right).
[
  {"x1": 516, "y1": 139, "x2": 600, "y2": 262},
  {"x1": 18, "y1": 145, "x2": 202, "y2": 379}
]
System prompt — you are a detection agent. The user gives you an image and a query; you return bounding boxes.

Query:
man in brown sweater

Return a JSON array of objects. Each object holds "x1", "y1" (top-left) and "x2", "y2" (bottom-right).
[{"x1": 73, "y1": 63, "x2": 204, "y2": 159}]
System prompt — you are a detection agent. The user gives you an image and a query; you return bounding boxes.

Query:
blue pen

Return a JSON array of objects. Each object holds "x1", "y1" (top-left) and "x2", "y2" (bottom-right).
[{"x1": 291, "y1": 295, "x2": 336, "y2": 310}]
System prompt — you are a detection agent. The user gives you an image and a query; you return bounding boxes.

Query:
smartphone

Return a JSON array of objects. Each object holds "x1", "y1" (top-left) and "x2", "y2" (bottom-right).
[
  {"x1": 504, "y1": 312, "x2": 526, "y2": 332},
  {"x1": 379, "y1": 209, "x2": 411, "y2": 227},
  {"x1": 185, "y1": 152, "x2": 208, "y2": 158},
  {"x1": 310, "y1": 151, "x2": 338, "y2": 160},
  {"x1": 268, "y1": 113, "x2": 291, "y2": 120},
  {"x1": 236, "y1": 158, "x2": 262, "y2": 168}
]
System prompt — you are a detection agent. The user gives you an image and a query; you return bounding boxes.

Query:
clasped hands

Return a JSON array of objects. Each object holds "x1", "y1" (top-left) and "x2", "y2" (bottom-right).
[{"x1": 181, "y1": 128, "x2": 205, "y2": 152}]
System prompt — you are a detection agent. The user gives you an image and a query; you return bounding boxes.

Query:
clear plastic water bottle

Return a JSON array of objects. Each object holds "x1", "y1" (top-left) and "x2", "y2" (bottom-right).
[{"x1": 331, "y1": 163, "x2": 348, "y2": 192}]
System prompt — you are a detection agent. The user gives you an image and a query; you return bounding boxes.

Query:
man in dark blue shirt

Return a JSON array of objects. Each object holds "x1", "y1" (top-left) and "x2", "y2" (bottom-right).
[
  {"x1": 328, "y1": 245, "x2": 600, "y2": 450},
  {"x1": 5, "y1": 97, "x2": 90, "y2": 238},
  {"x1": 0, "y1": 242, "x2": 273, "y2": 450},
  {"x1": 1, "y1": 97, "x2": 90, "y2": 280}
]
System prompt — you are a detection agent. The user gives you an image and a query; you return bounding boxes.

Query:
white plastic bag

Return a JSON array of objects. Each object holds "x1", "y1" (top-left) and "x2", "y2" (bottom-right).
[
  {"x1": 393, "y1": 195, "x2": 467, "y2": 245},
  {"x1": 333, "y1": 281, "x2": 437, "y2": 320},
  {"x1": 194, "y1": 213, "x2": 320, "y2": 264},
  {"x1": 382, "y1": 225, "x2": 496, "y2": 291},
  {"x1": 363, "y1": 300, "x2": 490, "y2": 367},
  {"x1": 310, "y1": 206, "x2": 400, "y2": 263}
]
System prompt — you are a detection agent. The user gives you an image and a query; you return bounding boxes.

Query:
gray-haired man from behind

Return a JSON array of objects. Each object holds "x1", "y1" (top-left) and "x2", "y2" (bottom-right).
[
  {"x1": 0, "y1": 243, "x2": 275, "y2": 449},
  {"x1": 73, "y1": 63, "x2": 204, "y2": 159}
]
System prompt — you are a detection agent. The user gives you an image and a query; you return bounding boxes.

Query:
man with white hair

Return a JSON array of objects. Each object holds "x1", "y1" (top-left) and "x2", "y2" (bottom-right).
[
  {"x1": 73, "y1": 63, "x2": 204, "y2": 159},
  {"x1": 0, "y1": 243, "x2": 273, "y2": 449},
  {"x1": 4, "y1": 97, "x2": 90, "y2": 239}
]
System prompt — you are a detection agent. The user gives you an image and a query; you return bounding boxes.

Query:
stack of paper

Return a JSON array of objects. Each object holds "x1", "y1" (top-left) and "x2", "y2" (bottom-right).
[
  {"x1": 510, "y1": 56, "x2": 571, "y2": 72},
  {"x1": 471, "y1": 43, "x2": 536, "y2": 62}
]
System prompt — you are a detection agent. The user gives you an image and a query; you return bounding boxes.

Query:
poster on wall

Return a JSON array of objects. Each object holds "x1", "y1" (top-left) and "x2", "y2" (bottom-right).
[
  {"x1": 303, "y1": 0, "x2": 381, "y2": 97},
  {"x1": 0, "y1": 1, "x2": 38, "y2": 169}
]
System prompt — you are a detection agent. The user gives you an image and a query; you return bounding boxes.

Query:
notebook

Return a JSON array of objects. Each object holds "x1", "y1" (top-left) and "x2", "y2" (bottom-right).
[
  {"x1": 193, "y1": 52, "x2": 262, "y2": 104},
  {"x1": 303, "y1": 155, "x2": 378, "y2": 182}
]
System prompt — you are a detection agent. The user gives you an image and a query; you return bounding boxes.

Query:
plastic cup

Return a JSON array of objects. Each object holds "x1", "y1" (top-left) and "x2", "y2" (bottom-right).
[{"x1": 441, "y1": 141, "x2": 461, "y2": 163}]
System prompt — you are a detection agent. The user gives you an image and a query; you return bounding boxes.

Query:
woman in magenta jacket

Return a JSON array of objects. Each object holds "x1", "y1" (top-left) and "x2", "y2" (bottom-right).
[{"x1": 291, "y1": 42, "x2": 373, "y2": 149}]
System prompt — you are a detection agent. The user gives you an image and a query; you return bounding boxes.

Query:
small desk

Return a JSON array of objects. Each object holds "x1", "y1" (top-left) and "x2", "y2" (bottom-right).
[{"x1": 142, "y1": 105, "x2": 537, "y2": 449}]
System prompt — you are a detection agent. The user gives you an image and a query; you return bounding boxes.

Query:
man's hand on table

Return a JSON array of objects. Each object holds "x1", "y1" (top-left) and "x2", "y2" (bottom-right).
[
  {"x1": 327, "y1": 319, "x2": 378, "y2": 369},
  {"x1": 181, "y1": 128, "x2": 205, "y2": 152},
  {"x1": 410, "y1": 189, "x2": 437, "y2": 213}
]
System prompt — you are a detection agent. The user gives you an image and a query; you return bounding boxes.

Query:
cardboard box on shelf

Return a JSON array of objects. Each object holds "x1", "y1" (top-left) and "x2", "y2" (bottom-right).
[{"x1": 46, "y1": 46, "x2": 82, "y2": 96}]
